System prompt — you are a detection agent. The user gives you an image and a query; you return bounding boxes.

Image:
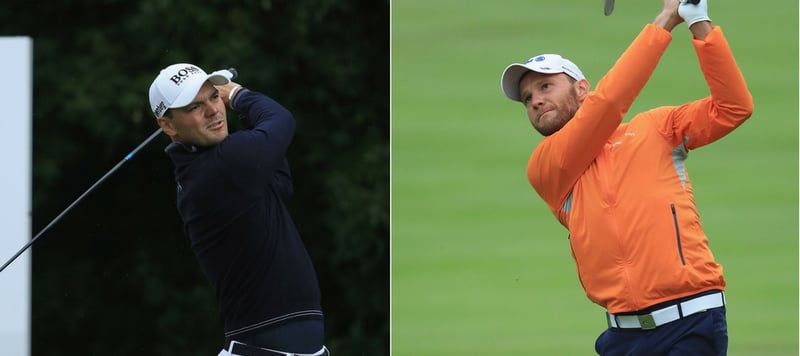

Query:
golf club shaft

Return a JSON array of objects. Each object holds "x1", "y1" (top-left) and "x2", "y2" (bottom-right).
[
  {"x1": 0, "y1": 67, "x2": 238, "y2": 274},
  {"x1": 0, "y1": 128, "x2": 164, "y2": 273}
]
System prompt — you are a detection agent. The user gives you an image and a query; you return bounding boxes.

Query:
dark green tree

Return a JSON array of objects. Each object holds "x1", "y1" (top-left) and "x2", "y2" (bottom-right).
[{"x1": 0, "y1": 0, "x2": 388, "y2": 354}]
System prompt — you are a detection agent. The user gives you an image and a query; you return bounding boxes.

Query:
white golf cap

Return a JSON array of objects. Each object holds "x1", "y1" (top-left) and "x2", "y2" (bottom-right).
[
  {"x1": 149, "y1": 63, "x2": 231, "y2": 118},
  {"x1": 500, "y1": 54, "x2": 585, "y2": 102}
]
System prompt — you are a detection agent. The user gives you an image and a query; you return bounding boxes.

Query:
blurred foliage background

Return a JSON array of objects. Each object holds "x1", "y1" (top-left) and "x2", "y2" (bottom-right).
[{"x1": 0, "y1": 0, "x2": 388, "y2": 354}]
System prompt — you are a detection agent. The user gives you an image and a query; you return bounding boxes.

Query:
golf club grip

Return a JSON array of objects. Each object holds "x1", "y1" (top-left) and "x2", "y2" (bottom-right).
[
  {"x1": 217, "y1": 67, "x2": 238, "y2": 81},
  {"x1": 212, "y1": 68, "x2": 238, "y2": 81}
]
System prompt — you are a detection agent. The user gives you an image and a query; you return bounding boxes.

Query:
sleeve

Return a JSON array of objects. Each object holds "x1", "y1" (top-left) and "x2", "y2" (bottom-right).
[
  {"x1": 216, "y1": 89, "x2": 297, "y2": 196},
  {"x1": 658, "y1": 26, "x2": 754, "y2": 149},
  {"x1": 527, "y1": 24, "x2": 673, "y2": 211},
  {"x1": 271, "y1": 158, "x2": 295, "y2": 200}
]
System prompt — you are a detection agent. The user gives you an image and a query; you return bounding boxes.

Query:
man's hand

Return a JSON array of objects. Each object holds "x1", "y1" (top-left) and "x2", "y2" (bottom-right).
[
  {"x1": 679, "y1": 0, "x2": 713, "y2": 39},
  {"x1": 216, "y1": 82, "x2": 242, "y2": 110},
  {"x1": 653, "y1": 0, "x2": 683, "y2": 32},
  {"x1": 679, "y1": 0, "x2": 711, "y2": 27}
]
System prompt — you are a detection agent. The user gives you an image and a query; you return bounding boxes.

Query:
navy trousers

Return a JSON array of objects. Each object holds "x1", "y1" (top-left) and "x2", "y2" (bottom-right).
[{"x1": 595, "y1": 307, "x2": 727, "y2": 356}]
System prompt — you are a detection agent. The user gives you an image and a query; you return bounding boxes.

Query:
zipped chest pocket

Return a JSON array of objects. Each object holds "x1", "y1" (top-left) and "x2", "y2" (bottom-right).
[{"x1": 670, "y1": 204, "x2": 686, "y2": 266}]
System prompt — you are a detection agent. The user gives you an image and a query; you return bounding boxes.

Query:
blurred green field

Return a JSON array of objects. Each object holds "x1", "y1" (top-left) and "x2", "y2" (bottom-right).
[{"x1": 391, "y1": 1, "x2": 798, "y2": 355}]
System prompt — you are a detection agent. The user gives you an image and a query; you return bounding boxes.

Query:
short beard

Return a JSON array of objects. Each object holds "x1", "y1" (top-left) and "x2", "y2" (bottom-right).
[{"x1": 534, "y1": 92, "x2": 580, "y2": 137}]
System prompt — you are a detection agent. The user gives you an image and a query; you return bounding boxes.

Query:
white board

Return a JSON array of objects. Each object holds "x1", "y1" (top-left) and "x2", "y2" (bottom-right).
[{"x1": 0, "y1": 37, "x2": 32, "y2": 356}]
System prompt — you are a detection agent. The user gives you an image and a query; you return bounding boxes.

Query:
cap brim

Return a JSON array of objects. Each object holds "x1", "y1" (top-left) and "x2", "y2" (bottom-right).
[
  {"x1": 501, "y1": 64, "x2": 533, "y2": 102},
  {"x1": 170, "y1": 74, "x2": 230, "y2": 109}
]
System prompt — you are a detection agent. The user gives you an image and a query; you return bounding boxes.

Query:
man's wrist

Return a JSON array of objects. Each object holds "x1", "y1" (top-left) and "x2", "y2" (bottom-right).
[
  {"x1": 689, "y1": 21, "x2": 712, "y2": 40},
  {"x1": 228, "y1": 85, "x2": 243, "y2": 110},
  {"x1": 653, "y1": 11, "x2": 682, "y2": 32}
]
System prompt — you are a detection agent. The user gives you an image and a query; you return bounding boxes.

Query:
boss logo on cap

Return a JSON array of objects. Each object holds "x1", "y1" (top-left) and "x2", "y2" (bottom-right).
[{"x1": 169, "y1": 66, "x2": 202, "y2": 86}]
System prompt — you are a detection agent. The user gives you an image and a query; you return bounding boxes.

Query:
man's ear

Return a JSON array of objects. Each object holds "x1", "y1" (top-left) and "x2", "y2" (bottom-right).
[
  {"x1": 157, "y1": 117, "x2": 177, "y2": 136},
  {"x1": 575, "y1": 79, "x2": 591, "y2": 102}
]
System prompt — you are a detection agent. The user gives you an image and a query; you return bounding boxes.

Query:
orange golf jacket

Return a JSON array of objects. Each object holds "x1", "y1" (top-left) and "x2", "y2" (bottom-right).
[{"x1": 527, "y1": 24, "x2": 754, "y2": 313}]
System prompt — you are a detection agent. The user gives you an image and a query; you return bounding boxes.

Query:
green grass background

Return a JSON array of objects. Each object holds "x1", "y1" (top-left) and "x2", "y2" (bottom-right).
[{"x1": 391, "y1": 1, "x2": 798, "y2": 354}]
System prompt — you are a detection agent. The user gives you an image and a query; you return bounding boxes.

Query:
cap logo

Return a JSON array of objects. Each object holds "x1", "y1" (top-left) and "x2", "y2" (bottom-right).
[
  {"x1": 169, "y1": 66, "x2": 202, "y2": 86},
  {"x1": 153, "y1": 101, "x2": 167, "y2": 117},
  {"x1": 534, "y1": 56, "x2": 546, "y2": 62}
]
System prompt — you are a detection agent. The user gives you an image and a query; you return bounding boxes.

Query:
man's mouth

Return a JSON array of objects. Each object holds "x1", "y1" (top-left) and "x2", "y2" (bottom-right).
[{"x1": 207, "y1": 120, "x2": 224, "y2": 130}]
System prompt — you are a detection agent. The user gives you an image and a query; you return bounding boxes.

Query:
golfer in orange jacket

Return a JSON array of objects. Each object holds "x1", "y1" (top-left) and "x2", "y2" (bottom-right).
[{"x1": 500, "y1": 0, "x2": 753, "y2": 354}]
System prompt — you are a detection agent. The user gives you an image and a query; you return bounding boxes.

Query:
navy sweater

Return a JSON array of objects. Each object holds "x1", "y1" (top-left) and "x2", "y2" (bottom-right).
[{"x1": 165, "y1": 89, "x2": 322, "y2": 338}]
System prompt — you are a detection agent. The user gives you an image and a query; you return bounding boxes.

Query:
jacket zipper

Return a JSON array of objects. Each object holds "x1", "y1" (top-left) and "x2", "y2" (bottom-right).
[
  {"x1": 670, "y1": 204, "x2": 686, "y2": 265},
  {"x1": 567, "y1": 234, "x2": 588, "y2": 290}
]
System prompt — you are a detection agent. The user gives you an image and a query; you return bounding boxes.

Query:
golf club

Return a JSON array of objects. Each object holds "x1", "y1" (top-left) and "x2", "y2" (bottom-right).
[{"x1": 0, "y1": 67, "x2": 238, "y2": 274}]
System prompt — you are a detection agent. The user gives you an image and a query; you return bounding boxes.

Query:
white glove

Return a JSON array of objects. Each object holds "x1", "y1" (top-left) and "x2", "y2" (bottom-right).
[{"x1": 678, "y1": 0, "x2": 711, "y2": 27}]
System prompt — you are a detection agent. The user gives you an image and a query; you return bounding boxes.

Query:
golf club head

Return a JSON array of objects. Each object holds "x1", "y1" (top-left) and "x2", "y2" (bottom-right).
[{"x1": 604, "y1": 0, "x2": 614, "y2": 16}]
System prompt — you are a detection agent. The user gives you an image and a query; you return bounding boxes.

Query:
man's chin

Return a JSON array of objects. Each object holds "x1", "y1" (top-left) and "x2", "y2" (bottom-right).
[
  {"x1": 211, "y1": 133, "x2": 228, "y2": 145},
  {"x1": 534, "y1": 119, "x2": 565, "y2": 136}
]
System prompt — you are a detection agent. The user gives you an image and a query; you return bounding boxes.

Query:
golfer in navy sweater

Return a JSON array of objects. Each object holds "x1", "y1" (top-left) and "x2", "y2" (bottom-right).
[{"x1": 149, "y1": 63, "x2": 328, "y2": 356}]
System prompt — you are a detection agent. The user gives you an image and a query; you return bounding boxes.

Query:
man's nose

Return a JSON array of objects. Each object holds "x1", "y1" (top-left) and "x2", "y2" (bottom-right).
[
  {"x1": 206, "y1": 102, "x2": 219, "y2": 116},
  {"x1": 530, "y1": 96, "x2": 544, "y2": 110}
]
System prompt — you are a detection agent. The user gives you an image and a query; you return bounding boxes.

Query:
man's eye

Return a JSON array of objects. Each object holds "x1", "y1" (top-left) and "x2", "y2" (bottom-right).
[{"x1": 542, "y1": 83, "x2": 550, "y2": 90}]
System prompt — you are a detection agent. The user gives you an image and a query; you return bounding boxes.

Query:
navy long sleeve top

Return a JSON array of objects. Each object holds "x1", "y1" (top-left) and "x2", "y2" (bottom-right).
[{"x1": 165, "y1": 89, "x2": 322, "y2": 338}]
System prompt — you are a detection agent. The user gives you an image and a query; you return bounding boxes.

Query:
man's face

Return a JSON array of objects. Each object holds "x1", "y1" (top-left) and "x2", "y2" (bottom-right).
[
  {"x1": 159, "y1": 81, "x2": 228, "y2": 146},
  {"x1": 518, "y1": 72, "x2": 586, "y2": 136}
]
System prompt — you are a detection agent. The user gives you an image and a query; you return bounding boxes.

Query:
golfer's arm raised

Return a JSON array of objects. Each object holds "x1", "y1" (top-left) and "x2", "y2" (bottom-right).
[
  {"x1": 216, "y1": 88, "x2": 297, "y2": 191},
  {"x1": 529, "y1": 25, "x2": 673, "y2": 211},
  {"x1": 659, "y1": 25, "x2": 753, "y2": 150}
]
